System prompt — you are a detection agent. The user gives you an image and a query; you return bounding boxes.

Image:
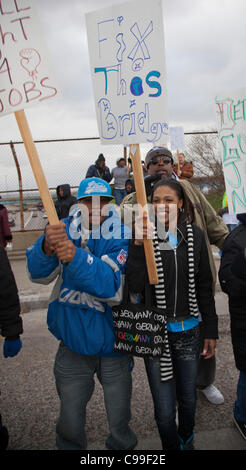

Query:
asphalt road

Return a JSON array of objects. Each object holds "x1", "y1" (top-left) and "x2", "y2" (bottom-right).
[
  {"x1": 1, "y1": 256, "x2": 245, "y2": 452},
  {"x1": 8, "y1": 209, "x2": 47, "y2": 231}
]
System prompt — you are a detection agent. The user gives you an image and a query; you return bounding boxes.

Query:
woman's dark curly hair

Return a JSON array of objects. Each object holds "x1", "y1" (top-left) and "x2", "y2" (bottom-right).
[{"x1": 150, "y1": 178, "x2": 195, "y2": 224}]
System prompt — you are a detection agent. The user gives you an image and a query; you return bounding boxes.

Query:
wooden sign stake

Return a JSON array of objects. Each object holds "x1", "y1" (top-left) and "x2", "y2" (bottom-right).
[
  {"x1": 14, "y1": 110, "x2": 59, "y2": 226},
  {"x1": 177, "y1": 149, "x2": 180, "y2": 173},
  {"x1": 129, "y1": 144, "x2": 158, "y2": 285}
]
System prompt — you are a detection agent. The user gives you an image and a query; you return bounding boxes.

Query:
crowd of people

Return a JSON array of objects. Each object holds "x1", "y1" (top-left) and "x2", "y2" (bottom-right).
[{"x1": 0, "y1": 146, "x2": 245, "y2": 451}]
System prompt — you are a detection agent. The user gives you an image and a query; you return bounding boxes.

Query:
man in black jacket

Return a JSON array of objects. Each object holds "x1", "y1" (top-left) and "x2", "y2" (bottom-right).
[
  {"x1": 55, "y1": 184, "x2": 77, "y2": 220},
  {"x1": 219, "y1": 213, "x2": 246, "y2": 440},
  {"x1": 85, "y1": 154, "x2": 112, "y2": 182},
  {"x1": 0, "y1": 246, "x2": 23, "y2": 449}
]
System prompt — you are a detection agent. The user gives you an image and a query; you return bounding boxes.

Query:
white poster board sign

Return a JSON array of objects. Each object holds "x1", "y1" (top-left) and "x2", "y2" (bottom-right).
[
  {"x1": 169, "y1": 126, "x2": 184, "y2": 151},
  {"x1": 86, "y1": 0, "x2": 168, "y2": 145},
  {"x1": 0, "y1": 1, "x2": 60, "y2": 116},
  {"x1": 215, "y1": 88, "x2": 246, "y2": 214}
]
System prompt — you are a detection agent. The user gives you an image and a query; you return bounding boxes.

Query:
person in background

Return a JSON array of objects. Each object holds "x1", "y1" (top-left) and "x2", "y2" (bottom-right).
[
  {"x1": 86, "y1": 154, "x2": 112, "y2": 183},
  {"x1": 111, "y1": 158, "x2": 129, "y2": 205},
  {"x1": 125, "y1": 179, "x2": 135, "y2": 195},
  {"x1": 0, "y1": 196, "x2": 13, "y2": 249},
  {"x1": 219, "y1": 213, "x2": 246, "y2": 440},
  {"x1": 0, "y1": 245, "x2": 23, "y2": 450},
  {"x1": 121, "y1": 146, "x2": 228, "y2": 405},
  {"x1": 55, "y1": 184, "x2": 77, "y2": 220},
  {"x1": 26, "y1": 177, "x2": 137, "y2": 451},
  {"x1": 173, "y1": 152, "x2": 194, "y2": 180},
  {"x1": 126, "y1": 179, "x2": 218, "y2": 450}
]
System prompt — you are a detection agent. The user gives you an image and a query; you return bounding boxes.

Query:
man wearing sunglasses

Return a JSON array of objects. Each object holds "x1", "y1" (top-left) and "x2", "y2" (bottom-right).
[
  {"x1": 121, "y1": 146, "x2": 228, "y2": 406},
  {"x1": 145, "y1": 147, "x2": 174, "y2": 179}
]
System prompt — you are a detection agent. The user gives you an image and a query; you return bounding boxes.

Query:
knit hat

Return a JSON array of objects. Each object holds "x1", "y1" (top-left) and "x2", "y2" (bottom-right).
[
  {"x1": 145, "y1": 147, "x2": 174, "y2": 168},
  {"x1": 77, "y1": 177, "x2": 113, "y2": 200},
  {"x1": 96, "y1": 153, "x2": 105, "y2": 162}
]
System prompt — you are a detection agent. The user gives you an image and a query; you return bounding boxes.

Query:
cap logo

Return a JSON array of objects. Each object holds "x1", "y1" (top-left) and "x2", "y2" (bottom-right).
[{"x1": 84, "y1": 181, "x2": 108, "y2": 195}]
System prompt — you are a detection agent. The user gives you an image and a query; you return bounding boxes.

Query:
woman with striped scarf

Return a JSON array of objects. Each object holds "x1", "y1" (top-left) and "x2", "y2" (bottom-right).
[{"x1": 126, "y1": 178, "x2": 218, "y2": 450}]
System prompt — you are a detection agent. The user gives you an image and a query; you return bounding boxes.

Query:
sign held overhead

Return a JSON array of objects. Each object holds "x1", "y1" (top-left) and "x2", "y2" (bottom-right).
[
  {"x1": 86, "y1": 0, "x2": 168, "y2": 146},
  {"x1": 0, "y1": 0, "x2": 60, "y2": 116},
  {"x1": 215, "y1": 88, "x2": 246, "y2": 215}
]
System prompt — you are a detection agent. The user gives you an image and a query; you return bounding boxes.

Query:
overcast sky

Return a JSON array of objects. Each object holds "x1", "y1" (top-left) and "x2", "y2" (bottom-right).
[
  {"x1": 1, "y1": 0, "x2": 246, "y2": 143},
  {"x1": 1, "y1": 0, "x2": 246, "y2": 191}
]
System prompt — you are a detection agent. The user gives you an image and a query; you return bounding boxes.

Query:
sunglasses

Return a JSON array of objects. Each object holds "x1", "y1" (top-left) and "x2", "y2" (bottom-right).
[{"x1": 150, "y1": 156, "x2": 172, "y2": 165}]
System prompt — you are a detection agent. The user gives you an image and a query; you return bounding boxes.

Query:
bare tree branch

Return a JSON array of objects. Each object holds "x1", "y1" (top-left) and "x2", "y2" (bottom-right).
[{"x1": 184, "y1": 133, "x2": 225, "y2": 194}]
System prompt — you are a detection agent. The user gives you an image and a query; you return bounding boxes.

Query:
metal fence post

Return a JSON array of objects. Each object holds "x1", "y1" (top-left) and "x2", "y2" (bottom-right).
[{"x1": 10, "y1": 141, "x2": 24, "y2": 230}]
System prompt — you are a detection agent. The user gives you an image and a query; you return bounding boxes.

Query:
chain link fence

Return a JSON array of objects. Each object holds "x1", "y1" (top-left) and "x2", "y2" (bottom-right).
[{"x1": 0, "y1": 132, "x2": 224, "y2": 232}]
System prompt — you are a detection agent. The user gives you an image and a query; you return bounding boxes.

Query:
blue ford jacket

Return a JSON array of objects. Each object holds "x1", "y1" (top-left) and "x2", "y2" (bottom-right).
[{"x1": 26, "y1": 207, "x2": 130, "y2": 356}]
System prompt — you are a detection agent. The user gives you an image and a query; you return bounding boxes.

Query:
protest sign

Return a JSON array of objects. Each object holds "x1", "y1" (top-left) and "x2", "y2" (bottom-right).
[
  {"x1": 85, "y1": 0, "x2": 168, "y2": 146},
  {"x1": 169, "y1": 126, "x2": 185, "y2": 172},
  {"x1": 0, "y1": 1, "x2": 60, "y2": 224},
  {"x1": 169, "y1": 126, "x2": 184, "y2": 151},
  {"x1": 0, "y1": 0, "x2": 60, "y2": 115},
  {"x1": 215, "y1": 88, "x2": 246, "y2": 214},
  {"x1": 86, "y1": 0, "x2": 166, "y2": 283}
]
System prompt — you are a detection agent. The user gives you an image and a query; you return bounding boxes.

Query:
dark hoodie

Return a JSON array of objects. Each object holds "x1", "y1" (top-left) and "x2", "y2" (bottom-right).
[
  {"x1": 55, "y1": 184, "x2": 77, "y2": 220},
  {"x1": 219, "y1": 213, "x2": 246, "y2": 372},
  {"x1": 0, "y1": 204, "x2": 12, "y2": 248}
]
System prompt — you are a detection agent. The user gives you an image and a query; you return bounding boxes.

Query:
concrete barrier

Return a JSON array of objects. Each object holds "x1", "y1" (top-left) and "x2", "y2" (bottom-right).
[{"x1": 8, "y1": 230, "x2": 43, "y2": 259}]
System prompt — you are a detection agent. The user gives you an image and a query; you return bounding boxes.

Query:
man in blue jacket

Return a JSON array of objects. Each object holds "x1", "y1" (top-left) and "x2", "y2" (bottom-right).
[{"x1": 26, "y1": 177, "x2": 137, "y2": 451}]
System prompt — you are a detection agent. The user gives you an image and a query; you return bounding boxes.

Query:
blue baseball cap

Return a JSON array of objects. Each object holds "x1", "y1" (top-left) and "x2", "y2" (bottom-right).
[{"x1": 77, "y1": 177, "x2": 113, "y2": 200}]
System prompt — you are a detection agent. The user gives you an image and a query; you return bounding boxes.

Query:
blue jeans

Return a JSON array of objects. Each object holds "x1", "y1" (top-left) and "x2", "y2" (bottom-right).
[
  {"x1": 54, "y1": 342, "x2": 137, "y2": 450},
  {"x1": 144, "y1": 326, "x2": 200, "y2": 450},
  {"x1": 114, "y1": 188, "x2": 127, "y2": 206},
  {"x1": 234, "y1": 371, "x2": 246, "y2": 423},
  {"x1": 227, "y1": 223, "x2": 238, "y2": 233}
]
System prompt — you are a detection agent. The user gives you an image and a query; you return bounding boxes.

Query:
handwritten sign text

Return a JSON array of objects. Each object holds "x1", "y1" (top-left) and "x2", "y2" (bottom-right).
[
  {"x1": 86, "y1": 0, "x2": 168, "y2": 145},
  {"x1": 0, "y1": 0, "x2": 60, "y2": 116},
  {"x1": 215, "y1": 88, "x2": 246, "y2": 214}
]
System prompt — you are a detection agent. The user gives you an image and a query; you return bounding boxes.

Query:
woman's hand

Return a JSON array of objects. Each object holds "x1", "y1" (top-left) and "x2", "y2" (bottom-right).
[
  {"x1": 134, "y1": 212, "x2": 154, "y2": 246},
  {"x1": 201, "y1": 339, "x2": 216, "y2": 359}
]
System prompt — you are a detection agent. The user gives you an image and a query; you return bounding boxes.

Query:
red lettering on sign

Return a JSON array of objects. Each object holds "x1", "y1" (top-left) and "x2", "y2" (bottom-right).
[
  {"x1": 39, "y1": 77, "x2": 58, "y2": 101},
  {"x1": 23, "y1": 81, "x2": 42, "y2": 102},
  {"x1": 0, "y1": 56, "x2": 12, "y2": 84},
  {"x1": 9, "y1": 87, "x2": 22, "y2": 106},
  {"x1": 11, "y1": 16, "x2": 31, "y2": 40}
]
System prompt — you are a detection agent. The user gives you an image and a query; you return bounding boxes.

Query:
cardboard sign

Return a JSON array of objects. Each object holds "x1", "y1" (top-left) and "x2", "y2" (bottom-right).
[
  {"x1": 215, "y1": 88, "x2": 246, "y2": 214},
  {"x1": 0, "y1": 0, "x2": 60, "y2": 116},
  {"x1": 86, "y1": 0, "x2": 168, "y2": 145},
  {"x1": 169, "y1": 126, "x2": 185, "y2": 151}
]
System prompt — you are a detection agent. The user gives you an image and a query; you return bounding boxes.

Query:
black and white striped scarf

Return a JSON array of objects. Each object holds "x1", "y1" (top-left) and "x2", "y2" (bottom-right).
[{"x1": 152, "y1": 222, "x2": 199, "y2": 382}]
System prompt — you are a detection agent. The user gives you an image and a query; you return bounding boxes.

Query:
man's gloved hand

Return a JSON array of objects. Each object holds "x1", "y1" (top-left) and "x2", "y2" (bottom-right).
[
  {"x1": 144, "y1": 174, "x2": 162, "y2": 197},
  {"x1": 3, "y1": 338, "x2": 22, "y2": 358}
]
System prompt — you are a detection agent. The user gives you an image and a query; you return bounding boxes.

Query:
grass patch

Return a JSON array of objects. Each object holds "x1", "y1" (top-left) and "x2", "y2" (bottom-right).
[{"x1": 206, "y1": 193, "x2": 223, "y2": 212}]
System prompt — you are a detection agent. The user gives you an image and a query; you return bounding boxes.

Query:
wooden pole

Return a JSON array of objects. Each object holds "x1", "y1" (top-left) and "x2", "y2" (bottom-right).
[
  {"x1": 177, "y1": 149, "x2": 180, "y2": 173},
  {"x1": 129, "y1": 144, "x2": 158, "y2": 285},
  {"x1": 14, "y1": 110, "x2": 59, "y2": 225}
]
